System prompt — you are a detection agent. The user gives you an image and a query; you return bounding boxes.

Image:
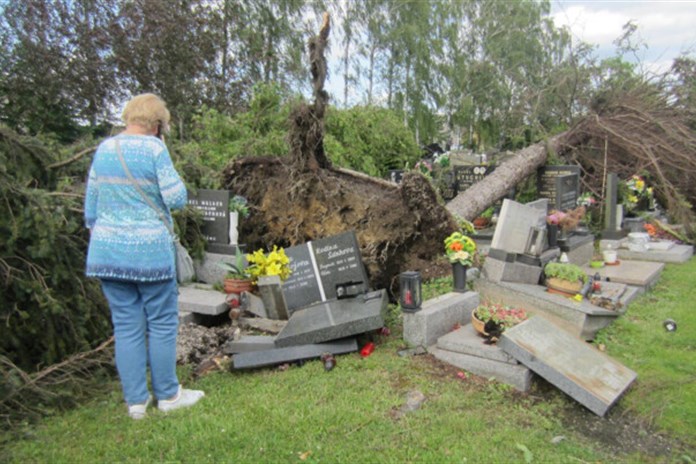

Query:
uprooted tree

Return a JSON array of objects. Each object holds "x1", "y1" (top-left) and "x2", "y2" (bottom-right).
[
  {"x1": 223, "y1": 14, "x2": 458, "y2": 295},
  {"x1": 448, "y1": 80, "x2": 696, "y2": 237}
]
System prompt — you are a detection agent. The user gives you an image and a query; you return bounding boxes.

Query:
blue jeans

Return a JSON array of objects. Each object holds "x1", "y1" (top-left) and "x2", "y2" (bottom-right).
[{"x1": 101, "y1": 279, "x2": 180, "y2": 405}]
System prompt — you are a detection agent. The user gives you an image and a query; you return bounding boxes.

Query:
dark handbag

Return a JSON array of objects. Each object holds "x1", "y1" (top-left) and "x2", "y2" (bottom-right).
[{"x1": 115, "y1": 140, "x2": 194, "y2": 283}]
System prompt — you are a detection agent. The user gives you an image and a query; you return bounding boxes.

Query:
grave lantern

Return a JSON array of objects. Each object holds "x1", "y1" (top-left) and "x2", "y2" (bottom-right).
[{"x1": 399, "y1": 271, "x2": 422, "y2": 312}]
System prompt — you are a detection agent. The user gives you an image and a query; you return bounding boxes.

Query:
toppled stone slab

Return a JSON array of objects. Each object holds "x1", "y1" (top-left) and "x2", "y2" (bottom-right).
[
  {"x1": 233, "y1": 337, "x2": 358, "y2": 369},
  {"x1": 403, "y1": 292, "x2": 479, "y2": 348},
  {"x1": 274, "y1": 290, "x2": 387, "y2": 348},
  {"x1": 222, "y1": 335, "x2": 276, "y2": 354},
  {"x1": 429, "y1": 346, "x2": 533, "y2": 392},
  {"x1": 499, "y1": 316, "x2": 637, "y2": 416},
  {"x1": 238, "y1": 317, "x2": 287, "y2": 334},
  {"x1": 474, "y1": 279, "x2": 622, "y2": 340},
  {"x1": 178, "y1": 285, "x2": 229, "y2": 316},
  {"x1": 483, "y1": 257, "x2": 542, "y2": 285},
  {"x1": 582, "y1": 260, "x2": 663, "y2": 291}
]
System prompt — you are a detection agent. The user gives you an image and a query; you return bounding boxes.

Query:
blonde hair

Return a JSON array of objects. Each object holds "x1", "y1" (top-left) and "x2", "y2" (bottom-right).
[{"x1": 121, "y1": 93, "x2": 170, "y2": 132}]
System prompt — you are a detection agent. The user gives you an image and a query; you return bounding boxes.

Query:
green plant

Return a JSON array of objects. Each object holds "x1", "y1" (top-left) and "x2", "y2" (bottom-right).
[
  {"x1": 480, "y1": 207, "x2": 495, "y2": 219},
  {"x1": 474, "y1": 302, "x2": 528, "y2": 329},
  {"x1": 228, "y1": 195, "x2": 249, "y2": 218},
  {"x1": 246, "y1": 245, "x2": 292, "y2": 283},
  {"x1": 444, "y1": 231, "x2": 477, "y2": 266},
  {"x1": 543, "y1": 262, "x2": 588, "y2": 283},
  {"x1": 216, "y1": 247, "x2": 250, "y2": 279}
]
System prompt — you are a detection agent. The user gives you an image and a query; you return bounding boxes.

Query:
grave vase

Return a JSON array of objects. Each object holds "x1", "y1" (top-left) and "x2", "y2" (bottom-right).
[
  {"x1": 547, "y1": 224, "x2": 558, "y2": 247},
  {"x1": 228, "y1": 212, "x2": 239, "y2": 245},
  {"x1": 452, "y1": 263, "x2": 467, "y2": 293}
]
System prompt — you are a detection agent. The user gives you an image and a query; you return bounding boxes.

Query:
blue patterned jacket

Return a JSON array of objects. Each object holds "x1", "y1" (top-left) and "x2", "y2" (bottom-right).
[{"x1": 84, "y1": 134, "x2": 187, "y2": 281}]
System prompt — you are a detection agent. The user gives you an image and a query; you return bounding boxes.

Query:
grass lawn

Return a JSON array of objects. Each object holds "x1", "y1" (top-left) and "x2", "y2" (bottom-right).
[{"x1": 2, "y1": 260, "x2": 695, "y2": 463}]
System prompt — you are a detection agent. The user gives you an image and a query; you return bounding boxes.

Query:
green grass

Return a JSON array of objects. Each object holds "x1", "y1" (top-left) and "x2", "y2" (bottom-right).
[{"x1": 3, "y1": 261, "x2": 696, "y2": 463}]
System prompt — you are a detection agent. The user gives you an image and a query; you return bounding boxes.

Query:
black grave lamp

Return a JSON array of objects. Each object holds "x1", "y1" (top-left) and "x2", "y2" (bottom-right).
[{"x1": 399, "y1": 271, "x2": 422, "y2": 312}]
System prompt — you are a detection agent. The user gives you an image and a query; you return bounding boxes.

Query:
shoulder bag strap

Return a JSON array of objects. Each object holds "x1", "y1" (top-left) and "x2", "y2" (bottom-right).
[{"x1": 115, "y1": 139, "x2": 175, "y2": 238}]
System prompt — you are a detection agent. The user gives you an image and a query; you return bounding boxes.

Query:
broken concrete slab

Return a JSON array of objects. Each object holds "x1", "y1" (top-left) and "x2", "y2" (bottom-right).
[
  {"x1": 403, "y1": 292, "x2": 479, "y2": 348},
  {"x1": 222, "y1": 335, "x2": 276, "y2": 355},
  {"x1": 437, "y1": 324, "x2": 517, "y2": 365},
  {"x1": 581, "y1": 260, "x2": 663, "y2": 290},
  {"x1": 474, "y1": 279, "x2": 622, "y2": 340},
  {"x1": 233, "y1": 337, "x2": 358, "y2": 369},
  {"x1": 274, "y1": 290, "x2": 387, "y2": 348},
  {"x1": 498, "y1": 316, "x2": 637, "y2": 416},
  {"x1": 429, "y1": 346, "x2": 533, "y2": 392},
  {"x1": 178, "y1": 285, "x2": 229, "y2": 316}
]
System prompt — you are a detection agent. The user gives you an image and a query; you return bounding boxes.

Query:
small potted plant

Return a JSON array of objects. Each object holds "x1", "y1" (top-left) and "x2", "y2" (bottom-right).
[
  {"x1": 217, "y1": 247, "x2": 254, "y2": 294},
  {"x1": 471, "y1": 301, "x2": 528, "y2": 341},
  {"x1": 473, "y1": 206, "x2": 495, "y2": 229},
  {"x1": 546, "y1": 210, "x2": 565, "y2": 247},
  {"x1": 543, "y1": 262, "x2": 588, "y2": 296},
  {"x1": 228, "y1": 195, "x2": 249, "y2": 245},
  {"x1": 444, "y1": 231, "x2": 477, "y2": 292}
]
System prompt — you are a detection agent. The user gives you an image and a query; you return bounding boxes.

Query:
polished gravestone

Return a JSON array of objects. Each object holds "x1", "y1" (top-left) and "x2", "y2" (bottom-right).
[
  {"x1": 281, "y1": 231, "x2": 369, "y2": 314},
  {"x1": 187, "y1": 189, "x2": 236, "y2": 254},
  {"x1": 274, "y1": 290, "x2": 387, "y2": 348}
]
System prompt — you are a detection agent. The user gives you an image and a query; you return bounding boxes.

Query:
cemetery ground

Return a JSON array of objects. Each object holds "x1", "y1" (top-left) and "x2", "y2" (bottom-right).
[{"x1": 2, "y1": 262, "x2": 695, "y2": 463}]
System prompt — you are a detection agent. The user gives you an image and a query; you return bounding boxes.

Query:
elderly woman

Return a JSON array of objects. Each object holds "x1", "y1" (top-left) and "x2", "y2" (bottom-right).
[{"x1": 85, "y1": 94, "x2": 204, "y2": 419}]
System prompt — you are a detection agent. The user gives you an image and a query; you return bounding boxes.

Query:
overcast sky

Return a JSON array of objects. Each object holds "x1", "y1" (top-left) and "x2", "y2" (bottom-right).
[{"x1": 550, "y1": 0, "x2": 696, "y2": 74}]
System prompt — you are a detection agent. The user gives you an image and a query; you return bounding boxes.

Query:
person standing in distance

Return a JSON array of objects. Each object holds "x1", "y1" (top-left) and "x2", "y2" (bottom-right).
[{"x1": 84, "y1": 93, "x2": 204, "y2": 419}]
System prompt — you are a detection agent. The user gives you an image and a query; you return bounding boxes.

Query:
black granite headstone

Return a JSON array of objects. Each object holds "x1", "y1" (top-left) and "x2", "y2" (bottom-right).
[
  {"x1": 281, "y1": 231, "x2": 370, "y2": 313},
  {"x1": 187, "y1": 189, "x2": 231, "y2": 245},
  {"x1": 555, "y1": 173, "x2": 579, "y2": 211},
  {"x1": 454, "y1": 164, "x2": 495, "y2": 193},
  {"x1": 537, "y1": 166, "x2": 580, "y2": 210}
]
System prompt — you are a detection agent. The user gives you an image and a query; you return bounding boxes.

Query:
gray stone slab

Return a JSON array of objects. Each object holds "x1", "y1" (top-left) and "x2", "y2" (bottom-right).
[
  {"x1": 474, "y1": 279, "x2": 621, "y2": 340},
  {"x1": 223, "y1": 335, "x2": 276, "y2": 354},
  {"x1": 491, "y1": 199, "x2": 546, "y2": 255},
  {"x1": 403, "y1": 292, "x2": 479, "y2": 348},
  {"x1": 178, "y1": 310, "x2": 195, "y2": 324},
  {"x1": 178, "y1": 285, "x2": 228, "y2": 316},
  {"x1": 581, "y1": 260, "x2": 663, "y2": 288},
  {"x1": 483, "y1": 257, "x2": 542, "y2": 285},
  {"x1": 617, "y1": 244, "x2": 693, "y2": 264},
  {"x1": 240, "y1": 291, "x2": 267, "y2": 318},
  {"x1": 499, "y1": 317, "x2": 637, "y2": 416},
  {"x1": 437, "y1": 324, "x2": 518, "y2": 365},
  {"x1": 429, "y1": 346, "x2": 533, "y2": 392},
  {"x1": 257, "y1": 275, "x2": 289, "y2": 320},
  {"x1": 233, "y1": 337, "x2": 358, "y2": 369},
  {"x1": 274, "y1": 290, "x2": 387, "y2": 348}
]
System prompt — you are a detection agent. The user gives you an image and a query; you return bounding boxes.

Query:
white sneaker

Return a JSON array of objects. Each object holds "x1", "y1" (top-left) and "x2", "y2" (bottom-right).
[
  {"x1": 157, "y1": 386, "x2": 205, "y2": 412},
  {"x1": 128, "y1": 395, "x2": 152, "y2": 420}
]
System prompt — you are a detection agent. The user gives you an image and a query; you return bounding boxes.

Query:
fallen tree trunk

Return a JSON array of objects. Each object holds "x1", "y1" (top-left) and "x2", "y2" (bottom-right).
[{"x1": 446, "y1": 132, "x2": 573, "y2": 220}]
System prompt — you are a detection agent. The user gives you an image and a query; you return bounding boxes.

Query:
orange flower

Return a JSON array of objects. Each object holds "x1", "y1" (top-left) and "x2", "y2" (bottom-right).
[{"x1": 449, "y1": 242, "x2": 463, "y2": 251}]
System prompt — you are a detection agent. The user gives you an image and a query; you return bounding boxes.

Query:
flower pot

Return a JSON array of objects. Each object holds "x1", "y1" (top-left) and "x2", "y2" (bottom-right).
[
  {"x1": 545, "y1": 277, "x2": 583, "y2": 296},
  {"x1": 602, "y1": 250, "x2": 618, "y2": 264},
  {"x1": 452, "y1": 263, "x2": 468, "y2": 293},
  {"x1": 471, "y1": 309, "x2": 488, "y2": 336},
  {"x1": 223, "y1": 278, "x2": 254, "y2": 294},
  {"x1": 473, "y1": 217, "x2": 490, "y2": 229},
  {"x1": 547, "y1": 224, "x2": 558, "y2": 247}
]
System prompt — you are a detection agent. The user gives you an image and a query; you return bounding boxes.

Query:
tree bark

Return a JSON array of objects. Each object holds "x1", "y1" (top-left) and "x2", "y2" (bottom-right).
[{"x1": 446, "y1": 132, "x2": 570, "y2": 220}]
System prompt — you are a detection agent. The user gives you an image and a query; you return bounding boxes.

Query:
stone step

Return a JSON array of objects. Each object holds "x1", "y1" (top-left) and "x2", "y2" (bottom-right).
[
  {"x1": 402, "y1": 291, "x2": 480, "y2": 348},
  {"x1": 437, "y1": 324, "x2": 517, "y2": 365},
  {"x1": 178, "y1": 284, "x2": 228, "y2": 316},
  {"x1": 474, "y1": 279, "x2": 622, "y2": 341},
  {"x1": 429, "y1": 345, "x2": 533, "y2": 392}
]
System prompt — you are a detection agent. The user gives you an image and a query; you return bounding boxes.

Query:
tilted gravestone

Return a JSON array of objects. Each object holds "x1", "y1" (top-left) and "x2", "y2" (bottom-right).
[
  {"x1": 187, "y1": 189, "x2": 235, "y2": 254},
  {"x1": 282, "y1": 231, "x2": 369, "y2": 313},
  {"x1": 537, "y1": 165, "x2": 580, "y2": 211},
  {"x1": 499, "y1": 316, "x2": 637, "y2": 417}
]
